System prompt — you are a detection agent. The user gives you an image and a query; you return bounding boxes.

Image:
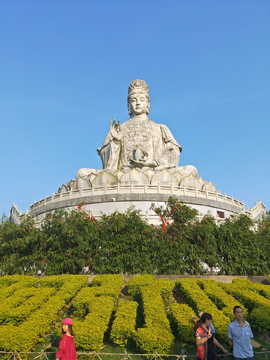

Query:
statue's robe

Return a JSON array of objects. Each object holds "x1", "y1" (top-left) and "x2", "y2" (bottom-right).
[{"x1": 97, "y1": 118, "x2": 182, "y2": 172}]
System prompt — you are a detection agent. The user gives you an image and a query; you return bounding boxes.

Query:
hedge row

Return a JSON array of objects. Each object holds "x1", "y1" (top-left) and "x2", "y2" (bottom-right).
[
  {"x1": 126, "y1": 274, "x2": 175, "y2": 301},
  {"x1": 39, "y1": 275, "x2": 67, "y2": 289},
  {"x1": 72, "y1": 274, "x2": 123, "y2": 316},
  {"x1": 157, "y1": 279, "x2": 176, "y2": 302},
  {"x1": 70, "y1": 274, "x2": 124, "y2": 351},
  {"x1": 219, "y1": 282, "x2": 270, "y2": 333},
  {"x1": 73, "y1": 297, "x2": 115, "y2": 351},
  {"x1": 91, "y1": 274, "x2": 124, "y2": 303},
  {"x1": 126, "y1": 274, "x2": 156, "y2": 296},
  {"x1": 0, "y1": 275, "x2": 87, "y2": 352},
  {"x1": 232, "y1": 279, "x2": 270, "y2": 300},
  {"x1": 110, "y1": 301, "x2": 138, "y2": 347},
  {"x1": 0, "y1": 287, "x2": 38, "y2": 321},
  {"x1": 1, "y1": 275, "x2": 270, "y2": 354},
  {"x1": 176, "y1": 278, "x2": 231, "y2": 343},
  {"x1": 0, "y1": 275, "x2": 38, "y2": 301},
  {"x1": 170, "y1": 303, "x2": 195, "y2": 343},
  {"x1": 197, "y1": 279, "x2": 248, "y2": 321},
  {"x1": 127, "y1": 275, "x2": 175, "y2": 354},
  {"x1": 0, "y1": 287, "x2": 55, "y2": 325},
  {"x1": 0, "y1": 274, "x2": 39, "y2": 286}
]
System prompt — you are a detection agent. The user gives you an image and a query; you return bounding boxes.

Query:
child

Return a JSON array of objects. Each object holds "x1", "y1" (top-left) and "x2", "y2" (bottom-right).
[{"x1": 56, "y1": 318, "x2": 77, "y2": 360}]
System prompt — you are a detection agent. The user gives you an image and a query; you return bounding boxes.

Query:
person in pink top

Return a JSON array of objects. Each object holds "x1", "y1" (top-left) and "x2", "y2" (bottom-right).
[{"x1": 56, "y1": 318, "x2": 77, "y2": 360}]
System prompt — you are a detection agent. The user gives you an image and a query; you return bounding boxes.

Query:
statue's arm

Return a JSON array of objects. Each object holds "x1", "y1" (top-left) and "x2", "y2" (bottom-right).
[
  {"x1": 97, "y1": 131, "x2": 113, "y2": 154},
  {"x1": 155, "y1": 125, "x2": 182, "y2": 168},
  {"x1": 160, "y1": 125, "x2": 182, "y2": 152},
  {"x1": 97, "y1": 119, "x2": 122, "y2": 153},
  {"x1": 97, "y1": 119, "x2": 122, "y2": 170}
]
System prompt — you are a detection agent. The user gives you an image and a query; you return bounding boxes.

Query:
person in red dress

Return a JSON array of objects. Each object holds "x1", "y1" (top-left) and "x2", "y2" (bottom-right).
[
  {"x1": 194, "y1": 313, "x2": 228, "y2": 360},
  {"x1": 56, "y1": 318, "x2": 77, "y2": 360}
]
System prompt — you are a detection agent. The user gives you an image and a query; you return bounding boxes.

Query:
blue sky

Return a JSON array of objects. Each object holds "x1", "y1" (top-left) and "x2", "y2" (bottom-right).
[{"x1": 1, "y1": 0, "x2": 269, "y2": 216}]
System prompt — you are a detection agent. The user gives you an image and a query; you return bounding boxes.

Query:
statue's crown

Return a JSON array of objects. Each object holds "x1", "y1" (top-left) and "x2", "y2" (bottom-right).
[{"x1": 128, "y1": 79, "x2": 149, "y2": 96}]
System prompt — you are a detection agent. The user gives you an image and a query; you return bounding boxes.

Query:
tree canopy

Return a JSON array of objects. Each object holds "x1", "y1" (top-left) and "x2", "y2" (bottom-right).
[{"x1": 0, "y1": 198, "x2": 269, "y2": 275}]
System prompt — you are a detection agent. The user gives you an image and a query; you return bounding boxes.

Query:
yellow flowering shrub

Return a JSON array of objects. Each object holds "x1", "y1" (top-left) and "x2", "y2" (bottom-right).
[
  {"x1": 127, "y1": 274, "x2": 174, "y2": 300},
  {"x1": 232, "y1": 279, "x2": 270, "y2": 300},
  {"x1": 0, "y1": 276, "x2": 38, "y2": 301},
  {"x1": 73, "y1": 274, "x2": 123, "y2": 316},
  {"x1": 73, "y1": 296, "x2": 115, "y2": 351},
  {"x1": 170, "y1": 303, "x2": 195, "y2": 343},
  {"x1": 0, "y1": 287, "x2": 55, "y2": 325},
  {"x1": 90, "y1": 274, "x2": 123, "y2": 302},
  {"x1": 134, "y1": 326, "x2": 174, "y2": 355},
  {"x1": 1, "y1": 274, "x2": 269, "y2": 353},
  {"x1": 156, "y1": 278, "x2": 175, "y2": 301},
  {"x1": 249, "y1": 306, "x2": 270, "y2": 333},
  {"x1": 126, "y1": 274, "x2": 156, "y2": 295},
  {"x1": 176, "y1": 278, "x2": 230, "y2": 343},
  {"x1": 71, "y1": 274, "x2": 123, "y2": 351},
  {"x1": 110, "y1": 301, "x2": 138, "y2": 346},
  {"x1": 0, "y1": 275, "x2": 87, "y2": 352},
  {"x1": 0, "y1": 287, "x2": 37, "y2": 322},
  {"x1": 127, "y1": 275, "x2": 175, "y2": 354},
  {"x1": 39, "y1": 275, "x2": 67, "y2": 289},
  {"x1": 197, "y1": 279, "x2": 248, "y2": 321},
  {"x1": 72, "y1": 288, "x2": 95, "y2": 316},
  {"x1": 0, "y1": 274, "x2": 25, "y2": 286},
  {"x1": 219, "y1": 282, "x2": 270, "y2": 333}
]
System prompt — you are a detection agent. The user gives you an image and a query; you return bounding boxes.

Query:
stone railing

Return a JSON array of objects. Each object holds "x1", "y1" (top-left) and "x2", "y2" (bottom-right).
[
  {"x1": 28, "y1": 183, "x2": 245, "y2": 211},
  {"x1": 10, "y1": 184, "x2": 266, "y2": 224}
]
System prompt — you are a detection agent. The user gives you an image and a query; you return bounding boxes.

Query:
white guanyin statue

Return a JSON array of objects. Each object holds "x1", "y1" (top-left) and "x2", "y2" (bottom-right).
[{"x1": 59, "y1": 80, "x2": 216, "y2": 192}]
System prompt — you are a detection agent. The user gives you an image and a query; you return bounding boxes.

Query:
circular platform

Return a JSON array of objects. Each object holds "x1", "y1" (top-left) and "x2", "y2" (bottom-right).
[{"x1": 10, "y1": 184, "x2": 266, "y2": 225}]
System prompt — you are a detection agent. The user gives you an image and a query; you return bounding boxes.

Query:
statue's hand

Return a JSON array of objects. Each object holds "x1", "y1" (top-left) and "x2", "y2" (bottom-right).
[
  {"x1": 110, "y1": 118, "x2": 122, "y2": 141},
  {"x1": 129, "y1": 158, "x2": 156, "y2": 168}
]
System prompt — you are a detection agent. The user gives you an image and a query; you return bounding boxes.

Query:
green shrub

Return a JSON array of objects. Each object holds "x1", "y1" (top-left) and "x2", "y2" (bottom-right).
[
  {"x1": 170, "y1": 303, "x2": 195, "y2": 343},
  {"x1": 74, "y1": 296, "x2": 115, "y2": 351},
  {"x1": 127, "y1": 275, "x2": 175, "y2": 354},
  {"x1": 0, "y1": 275, "x2": 87, "y2": 352},
  {"x1": 197, "y1": 279, "x2": 248, "y2": 321},
  {"x1": 232, "y1": 279, "x2": 270, "y2": 300},
  {"x1": 219, "y1": 282, "x2": 270, "y2": 333},
  {"x1": 176, "y1": 278, "x2": 230, "y2": 343},
  {"x1": 71, "y1": 275, "x2": 123, "y2": 351},
  {"x1": 134, "y1": 327, "x2": 174, "y2": 355},
  {"x1": 126, "y1": 274, "x2": 156, "y2": 296},
  {"x1": 110, "y1": 301, "x2": 138, "y2": 346}
]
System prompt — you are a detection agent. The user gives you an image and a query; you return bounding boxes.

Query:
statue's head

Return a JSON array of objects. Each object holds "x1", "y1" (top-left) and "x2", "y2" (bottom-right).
[{"x1": 127, "y1": 79, "x2": 150, "y2": 115}]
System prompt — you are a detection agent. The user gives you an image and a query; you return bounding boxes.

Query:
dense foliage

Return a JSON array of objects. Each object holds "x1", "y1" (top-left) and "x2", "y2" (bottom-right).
[
  {"x1": 1, "y1": 274, "x2": 270, "y2": 355},
  {"x1": 0, "y1": 198, "x2": 269, "y2": 275}
]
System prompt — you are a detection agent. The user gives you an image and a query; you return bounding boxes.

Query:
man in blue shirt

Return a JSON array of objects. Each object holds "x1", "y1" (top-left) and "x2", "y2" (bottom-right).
[{"x1": 228, "y1": 306, "x2": 254, "y2": 360}]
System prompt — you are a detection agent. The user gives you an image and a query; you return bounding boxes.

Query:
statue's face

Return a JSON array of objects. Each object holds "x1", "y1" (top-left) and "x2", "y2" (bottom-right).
[{"x1": 129, "y1": 93, "x2": 149, "y2": 115}]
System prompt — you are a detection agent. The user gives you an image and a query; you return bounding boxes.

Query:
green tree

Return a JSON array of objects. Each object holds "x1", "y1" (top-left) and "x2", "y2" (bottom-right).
[
  {"x1": 92, "y1": 207, "x2": 159, "y2": 274},
  {"x1": 217, "y1": 214, "x2": 265, "y2": 275},
  {"x1": 193, "y1": 214, "x2": 221, "y2": 275},
  {"x1": 0, "y1": 214, "x2": 39, "y2": 275},
  {"x1": 152, "y1": 196, "x2": 202, "y2": 274},
  {"x1": 255, "y1": 211, "x2": 270, "y2": 274},
  {"x1": 40, "y1": 205, "x2": 99, "y2": 275}
]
